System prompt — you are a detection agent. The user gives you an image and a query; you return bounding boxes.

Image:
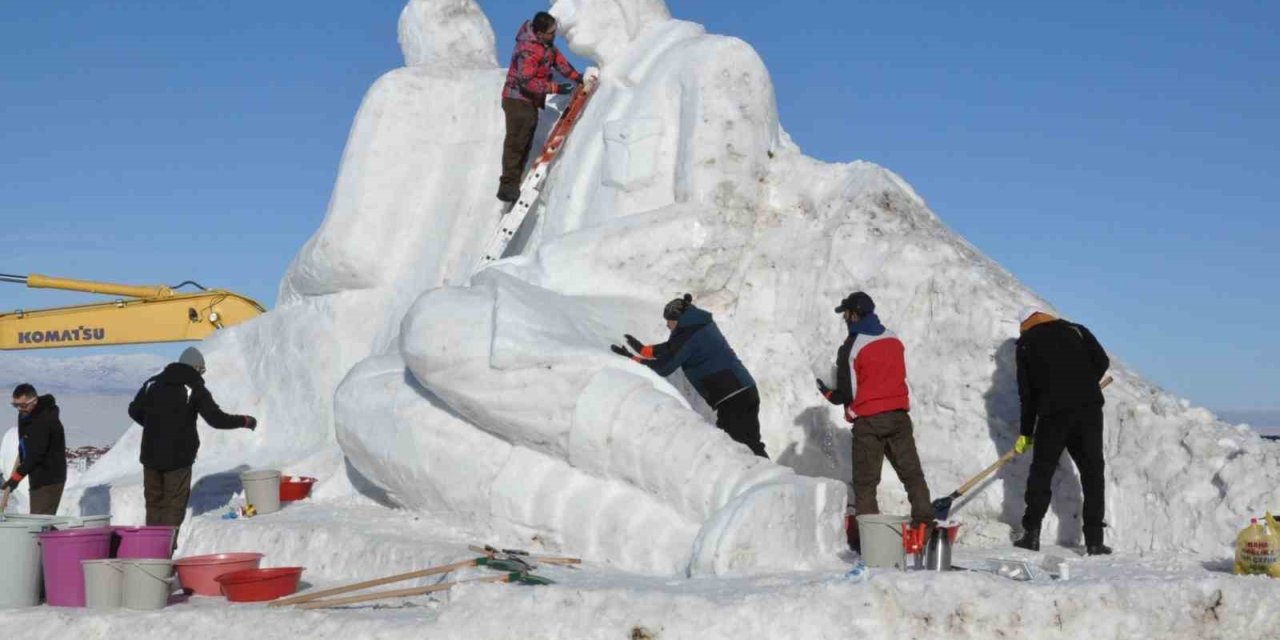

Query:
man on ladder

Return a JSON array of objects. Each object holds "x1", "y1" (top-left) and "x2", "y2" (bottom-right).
[{"x1": 497, "y1": 11, "x2": 586, "y2": 204}]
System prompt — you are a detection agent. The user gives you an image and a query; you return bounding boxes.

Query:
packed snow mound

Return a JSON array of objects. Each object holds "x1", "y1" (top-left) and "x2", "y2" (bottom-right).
[{"x1": 68, "y1": 0, "x2": 1277, "y2": 576}]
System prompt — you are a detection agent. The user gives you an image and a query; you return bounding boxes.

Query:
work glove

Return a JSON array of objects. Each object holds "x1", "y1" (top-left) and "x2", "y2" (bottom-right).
[
  {"x1": 2, "y1": 475, "x2": 20, "y2": 492},
  {"x1": 1014, "y1": 435, "x2": 1033, "y2": 455},
  {"x1": 610, "y1": 345, "x2": 633, "y2": 358},
  {"x1": 243, "y1": 416, "x2": 258, "y2": 431},
  {"x1": 584, "y1": 67, "x2": 601, "y2": 86},
  {"x1": 625, "y1": 334, "x2": 645, "y2": 353},
  {"x1": 557, "y1": 82, "x2": 575, "y2": 95},
  {"x1": 816, "y1": 378, "x2": 831, "y2": 397}
]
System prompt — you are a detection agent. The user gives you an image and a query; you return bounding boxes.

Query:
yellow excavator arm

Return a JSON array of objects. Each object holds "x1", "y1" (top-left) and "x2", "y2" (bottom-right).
[{"x1": 0, "y1": 273, "x2": 265, "y2": 350}]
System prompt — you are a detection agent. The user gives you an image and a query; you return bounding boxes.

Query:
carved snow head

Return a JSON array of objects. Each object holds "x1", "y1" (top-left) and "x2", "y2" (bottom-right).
[
  {"x1": 398, "y1": 0, "x2": 497, "y2": 68},
  {"x1": 549, "y1": 0, "x2": 671, "y2": 65}
]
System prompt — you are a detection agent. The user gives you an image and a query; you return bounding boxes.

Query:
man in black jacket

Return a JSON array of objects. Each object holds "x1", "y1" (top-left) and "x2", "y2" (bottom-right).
[
  {"x1": 1012, "y1": 307, "x2": 1112, "y2": 555},
  {"x1": 128, "y1": 347, "x2": 256, "y2": 531},
  {"x1": 3, "y1": 384, "x2": 68, "y2": 515}
]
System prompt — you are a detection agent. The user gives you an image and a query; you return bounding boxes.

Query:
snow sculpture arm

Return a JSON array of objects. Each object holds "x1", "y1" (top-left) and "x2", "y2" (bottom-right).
[{"x1": 673, "y1": 37, "x2": 777, "y2": 207}]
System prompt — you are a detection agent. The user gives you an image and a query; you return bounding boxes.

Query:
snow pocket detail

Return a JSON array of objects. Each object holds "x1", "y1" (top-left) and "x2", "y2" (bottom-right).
[{"x1": 602, "y1": 117, "x2": 664, "y2": 192}]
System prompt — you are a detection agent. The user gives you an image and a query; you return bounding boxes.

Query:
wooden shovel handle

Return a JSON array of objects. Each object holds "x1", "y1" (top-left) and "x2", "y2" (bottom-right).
[
  {"x1": 467, "y1": 544, "x2": 582, "y2": 565},
  {"x1": 297, "y1": 574, "x2": 511, "y2": 610},
  {"x1": 955, "y1": 448, "x2": 1018, "y2": 497},
  {"x1": 269, "y1": 558, "x2": 478, "y2": 607},
  {"x1": 954, "y1": 375, "x2": 1113, "y2": 499},
  {"x1": 1, "y1": 457, "x2": 18, "y2": 514}
]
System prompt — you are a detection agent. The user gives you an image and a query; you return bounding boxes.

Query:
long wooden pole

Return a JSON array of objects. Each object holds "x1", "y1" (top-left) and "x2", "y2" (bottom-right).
[
  {"x1": 296, "y1": 574, "x2": 513, "y2": 610},
  {"x1": 268, "y1": 558, "x2": 480, "y2": 608}
]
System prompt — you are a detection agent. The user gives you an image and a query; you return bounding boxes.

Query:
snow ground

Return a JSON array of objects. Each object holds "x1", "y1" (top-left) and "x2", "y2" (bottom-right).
[{"x1": 5, "y1": 498, "x2": 1279, "y2": 639}]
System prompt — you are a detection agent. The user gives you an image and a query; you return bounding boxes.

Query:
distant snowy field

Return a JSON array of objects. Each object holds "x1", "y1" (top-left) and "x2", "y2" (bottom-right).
[{"x1": 0, "y1": 353, "x2": 163, "y2": 446}]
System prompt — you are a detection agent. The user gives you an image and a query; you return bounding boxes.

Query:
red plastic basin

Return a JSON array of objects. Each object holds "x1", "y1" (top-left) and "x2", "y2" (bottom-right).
[
  {"x1": 216, "y1": 567, "x2": 304, "y2": 602},
  {"x1": 279, "y1": 476, "x2": 317, "y2": 502},
  {"x1": 173, "y1": 553, "x2": 265, "y2": 596}
]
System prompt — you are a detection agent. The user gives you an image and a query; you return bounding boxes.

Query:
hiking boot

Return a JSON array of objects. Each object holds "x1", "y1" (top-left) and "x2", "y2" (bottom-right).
[
  {"x1": 496, "y1": 186, "x2": 519, "y2": 203},
  {"x1": 1086, "y1": 544, "x2": 1113, "y2": 556},
  {"x1": 1013, "y1": 528, "x2": 1040, "y2": 552}
]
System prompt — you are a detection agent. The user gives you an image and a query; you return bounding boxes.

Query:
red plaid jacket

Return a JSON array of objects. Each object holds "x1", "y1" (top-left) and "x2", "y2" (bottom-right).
[{"x1": 503, "y1": 21, "x2": 581, "y2": 108}]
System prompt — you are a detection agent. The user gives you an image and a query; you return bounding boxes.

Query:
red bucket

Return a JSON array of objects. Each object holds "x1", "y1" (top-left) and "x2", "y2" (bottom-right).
[
  {"x1": 216, "y1": 567, "x2": 304, "y2": 602},
  {"x1": 278, "y1": 476, "x2": 317, "y2": 502},
  {"x1": 174, "y1": 553, "x2": 264, "y2": 596}
]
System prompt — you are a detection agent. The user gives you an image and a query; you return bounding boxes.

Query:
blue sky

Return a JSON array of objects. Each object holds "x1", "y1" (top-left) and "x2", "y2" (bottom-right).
[{"x1": 1, "y1": 1, "x2": 1275, "y2": 413}]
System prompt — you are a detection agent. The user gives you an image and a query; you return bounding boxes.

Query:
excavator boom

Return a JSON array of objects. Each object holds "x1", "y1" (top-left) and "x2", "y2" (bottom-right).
[{"x1": 1, "y1": 273, "x2": 265, "y2": 350}]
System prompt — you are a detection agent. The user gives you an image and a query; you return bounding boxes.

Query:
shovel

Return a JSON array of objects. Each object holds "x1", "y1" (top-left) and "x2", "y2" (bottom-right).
[
  {"x1": 933, "y1": 375, "x2": 1114, "y2": 519},
  {"x1": 0, "y1": 458, "x2": 17, "y2": 519}
]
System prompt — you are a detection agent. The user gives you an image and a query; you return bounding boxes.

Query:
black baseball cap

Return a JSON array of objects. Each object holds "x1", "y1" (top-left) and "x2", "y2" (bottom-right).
[{"x1": 834, "y1": 291, "x2": 875, "y2": 316}]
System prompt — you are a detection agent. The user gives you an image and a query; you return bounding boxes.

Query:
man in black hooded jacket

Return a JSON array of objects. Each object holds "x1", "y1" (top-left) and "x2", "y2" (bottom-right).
[
  {"x1": 128, "y1": 347, "x2": 256, "y2": 531},
  {"x1": 3, "y1": 383, "x2": 68, "y2": 514}
]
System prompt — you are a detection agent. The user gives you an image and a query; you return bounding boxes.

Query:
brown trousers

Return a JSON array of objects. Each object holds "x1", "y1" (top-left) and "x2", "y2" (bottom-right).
[
  {"x1": 29, "y1": 482, "x2": 64, "y2": 515},
  {"x1": 144, "y1": 466, "x2": 192, "y2": 529},
  {"x1": 499, "y1": 98, "x2": 540, "y2": 196},
  {"x1": 852, "y1": 410, "x2": 934, "y2": 524}
]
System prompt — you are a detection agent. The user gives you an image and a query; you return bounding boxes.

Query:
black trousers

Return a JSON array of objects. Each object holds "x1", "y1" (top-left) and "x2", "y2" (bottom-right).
[
  {"x1": 1022, "y1": 404, "x2": 1106, "y2": 545},
  {"x1": 716, "y1": 386, "x2": 768, "y2": 458}
]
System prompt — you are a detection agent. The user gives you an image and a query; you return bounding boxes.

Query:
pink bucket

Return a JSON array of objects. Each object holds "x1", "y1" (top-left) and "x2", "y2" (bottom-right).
[
  {"x1": 114, "y1": 526, "x2": 176, "y2": 560},
  {"x1": 39, "y1": 528, "x2": 113, "y2": 607}
]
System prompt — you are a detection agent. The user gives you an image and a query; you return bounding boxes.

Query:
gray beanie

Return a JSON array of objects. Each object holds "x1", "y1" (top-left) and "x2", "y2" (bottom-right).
[{"x1": 178, "y1": 346, "x2": 206, "y2": 372}]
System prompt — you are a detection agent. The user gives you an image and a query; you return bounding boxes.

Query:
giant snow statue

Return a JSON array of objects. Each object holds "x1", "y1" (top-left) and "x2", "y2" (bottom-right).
[
  {"x1": 335, "y1": 0, "x2": 848, "y2": 575},
  {"x1": 67, "y1": 0, "x2": 1280, "y2": 573}
]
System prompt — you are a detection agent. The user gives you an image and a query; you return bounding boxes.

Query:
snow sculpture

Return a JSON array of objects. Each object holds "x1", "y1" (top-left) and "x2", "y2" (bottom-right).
[
  {"x1": 335, "y1": 0, "x2": 846, "y2": 575},
  {"x1": 73, "y1": 0, "x2": 1278, "y2": 572}
]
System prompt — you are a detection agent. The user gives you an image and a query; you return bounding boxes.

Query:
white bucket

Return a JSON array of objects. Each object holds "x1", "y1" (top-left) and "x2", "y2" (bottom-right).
[
  {"x1": 240, "y1": 469, "x2": 282, "y2": 515},
  {"x1": 0, "y1": 521, "x2": 45, "y2": 608},
  {"x1": 82, "y1": 559, "x2": 125, "y2": 609},
  {"x1": 120, "y1": 559, "x2": 174, "y2": 610},
  {"x1": 856, "y1": 514, "x2": 910, "y2": 569}
]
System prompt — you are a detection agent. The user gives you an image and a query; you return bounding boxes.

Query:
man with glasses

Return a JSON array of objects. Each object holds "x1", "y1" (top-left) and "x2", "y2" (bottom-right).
[
  {"x1": 128, "y1": 347, "x2": 256, "y2": 538},
  {"x1": 3, "y1": 383, "x2": 68, "y2": 515},
  {"x1": 496, "y1": 11, "x2": 585, "y2": 203}
]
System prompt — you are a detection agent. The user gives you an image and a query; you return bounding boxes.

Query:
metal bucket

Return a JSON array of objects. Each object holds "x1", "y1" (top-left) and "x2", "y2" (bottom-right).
[{"x1": 924, "y1": 522, "x2": 961, "y2": 571}]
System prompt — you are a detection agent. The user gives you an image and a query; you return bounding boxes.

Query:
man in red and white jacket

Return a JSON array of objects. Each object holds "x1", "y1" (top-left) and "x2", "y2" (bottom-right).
[{"x1": 818, "y1": 292, "x2": 933, "y2": 528}]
